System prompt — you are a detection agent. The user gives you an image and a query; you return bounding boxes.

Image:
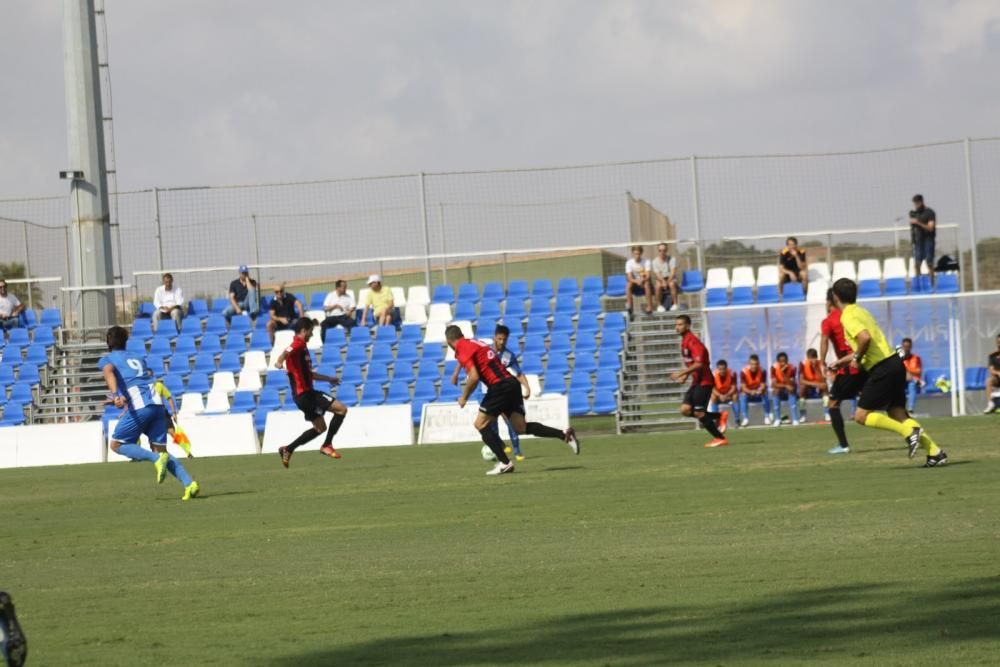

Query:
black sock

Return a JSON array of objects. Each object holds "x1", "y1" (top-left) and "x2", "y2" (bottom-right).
[
  {"x1": 698, "y1": 414, "x2": 724, "y2": 439},
  {"x1": 705, "y1": 411, "x2": 721, "y2": 420},
  {"x1": 480, "y1": 426, "x2": 510, "y2": 464},
  {"x1": 287, "y1": 428, "x2": 319, "y2": 452},
  {"x1": 829, "y1": 407, "x2": 849, "y2": 448},
  {"x1": 324, "y1": 412, "x2": 345, "y2": 446},
  {"x1": 525, "y1": 422, "x2": 564, "y2": 439}
]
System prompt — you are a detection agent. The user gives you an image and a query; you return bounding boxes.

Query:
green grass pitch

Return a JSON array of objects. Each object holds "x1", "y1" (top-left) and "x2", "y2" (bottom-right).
[{"x1": 2, "y1": 416, "x2": 999, "y2": 666}]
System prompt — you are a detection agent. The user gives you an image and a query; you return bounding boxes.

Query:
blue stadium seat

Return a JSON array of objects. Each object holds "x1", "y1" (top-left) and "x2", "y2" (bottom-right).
[
  {"x1": 230, "y1": 314, "x2": 253, "y2": 336},
  {"x1": 218, "y1": 351, "x2": 242, "y2": 373},
  {"x1": 568, "y1": 392, "x2": 591, "y2": 417},
  {"x1": 923, "y1": 368, "x2": 951, "y2": 393},
  {"x1": 438, "y1": 380, "x2": 461, "y2": 402},
  {"x1": 581, "y1": 275, "x2": 604, "y2": 296},
  {"x1": 546, "y1": 354, "x2": 570, "y2": 378},
  {"x1": 524, "y1": 315, "x2": 548, "y2": 336},
  {"x1": 163, "y1": 374, "x2": 185, "y2": 397},
  {"x1": 148, "y1": 337, "x2": 172, "y2": 358},
  {"x1": 731, "y1": 286, "x2": 754, "y2": 305},
  {"x1": 340, "y1": 364, "x2": 364, "y2": 386},
  {"x1": 200, "y1": 333, "x2": 222, "y2": 354},
  {"x1": 782, "y1": 283, "x2": 806, "y2": 302},
  {"x1": 597, "y1": 349, "x2": 621, "y2": 371},
  {"x1": 31, "y1": 326, "x2": 55, "y2": 348},
  {"x1": 395, "y1": 341, "x2": 419, "y2": 364},
  {"x1": 413, "y1": 380, "x2": 438, "y2": 401},
  {"x1": 523, "y1": 335, "x2": 546, "y2": 355},
  {"x1": 756, "y1": 285, "x2": 780, "y2": 304},
  {"x1": 574, "y1": 333, "x2": 598, "y2": 355},
  {"x1": 595, "y1": 369, "x2": 618, "y2": 392},
  {"x1": 432, "y1": 285, "x2": 455, "y2": 304},
  {"x1": 192, "y1": 351, "x2": 217, "y2": 374},
  {"x1": 605, "y1": 275, "x2": 627, "y2": 298},
  {"x1": 265, "y1": 369, "x2": 290, "y2": 391},
  {"x1": 130, "y1": 318, "x2": 153, "y2": 341},
  {"x1": 145, "y1": 355, "x2": 166, "y2": 376},
  {"x1": 204, "y1": 314, "x2": 228, "y2": 336},
  {"x1": 39, "y1": 307, "x2": 62, "y2": 328},
  {"x1": 477, "y1": 299, "x2": 502, "y2": 322},
  {"x1": 443, "y1": 359, "x2": 459, "y2": 380},
  {"x1": 417, "y1": 358, "x2": 441, "y2": 381},
  {"x1": 410, "y1": 399, "x2": 430, "y2": 425},
  {"x1": 9, "y1": 383, "x2": 34, "y2": 404},
  {"x1": 309, "y1": 292, "x2": 327, "y2": 309},
  {"x1": 705, "y1": 288, "x2": 729, "y2": 307},
  {"x1": 602, "y1": 312, "x2": 627, "y2": 333},
  {"x1": 1, "y1": 402, "x2": 26, "y2": 426},
  {"x1": 531, "y1": 279, "x2": 554, "y2": 300},
  {"x1": 576, "y1": 316, "x2": 600, "y2": 335},
  {"x1": 965, "y1": 366, "x2": 987, "y2": 391},
  {"x1": 188, "y1": 299, "x2": 209, "y2": 320},
  {"x1": 592, "y1": 390, "x2": 617, "y2": 414},
  {"x1": 253, "y1": 410, "x2": 270, "y2": 432},
  {"x1": 421, "y1": 344, "x2": 444, "y2": 363},
  {"x1": 385, "y1": 379, "x2": 411, "y2": 405},
  {"x1": 23, "y1": 344, "x2": 48, "y2": 367},
  {"x1": 507, "y1": 280, "x2": 530, "y2": 300},
  {"x1": 0, "y1": 364, "x2": 15, "y2": 386},
  {"x1": 574, "y1": 353, "x2": 597, "y2": 374},
  {"x1": 345, "y1": 341, "x2": 370, "y2": 365},
  {"x1": 20, "y1": 309, "x2": 37, "y2": 331},
  {"x1": 222, "y1": 333, "x2": 247, "y2": 353},
  {"x1": 554, "y1": 295, "x2": 577, "y2": 316},
  {"x1": 257, "y1": 387, "x2": 282, "y2": 412},
  {"x1": 568, "y1": 370, "x2": 593, "y2": 394},
  {"x1": 374, "y1": 325, "x2": 397, "y2": 344},
  {"x1": 884, "y1": 277, "x2": 907, "y2": 296},
  {"x1": 366, "y1": 364, "x2": 389, "y2": 385},
  {"x1": 392, "y1": 360, "x2": 415, "y2": 383},
  {"x1": 138, "y1": 302, "x2": 155, "y2": 318},
  {"x1": 521, "y1": 353, "x2": 544, "y2": 375},
  {"x1": 557, "y1": 277, "x2": 580, "y2": 298},
  {"x1": 551, "y1": 315, "x2": 574, "y2": 335},
  {"x1": 857, "y1": 280, "x2": 881, "y2": 298},
  {"x1": 173, "y1": 335, "x2": 198, "y2": 359},
  {"x1": 17, "y1": 364, "x2": 40, "y2": 386},
  {"x1": 549, "y1": 333, "x2": 572, "y2": 355},
  {"x1": 504, "y1": 298, "x2": 528, "y2": 321},
  {"x1": 457, "y1": 283, "x2": 480, "y2": 303},
  {"x1": 680, "y1": 271, "x2": 705, "y2": 293},
  {"x1": 153, "y1": 323, "x2": 176, "y2": 340},
  {"x1": 126, "y1": 337, "x2": 147, "y2": 356},
  {"x1": 454, "y1": 301, "x2": 477, "y2": 321},
  {"x1": 245, "y1": 330, "x2": 268, "y2": 352},
  {"x1": 912, "y1": 275, "x2": 932, "y2": 293},
  {"x1": 180, "y1": 317, "x2": 203, "y2": 337},
  {"x1": 578, "y1": 293, "x2": 601, "y2": 315},
  {"x1": 482, "y1": 282, "x2": 504, "y2": 300},
  {"x1": 209, "y1": 297, "x2": 228, "y2": 314},
  {"x1": 399, "y1": 324, "x2": 422, "y2": 343},
  {"x1": 529, "y1": 298, "x2": 552, "y2": 317},
  {"x1": 230, "y1": 391, "x2": 257, "y2": 414},
  {"x1": 321, "y1": 327, "x2": 347, "y2": 349},
  {"x1": 935, "y1": 274, "x2": 960, "y2": 293},
  {"x1": 186, "y1": 372, "x2": 211, "y2": 394}
]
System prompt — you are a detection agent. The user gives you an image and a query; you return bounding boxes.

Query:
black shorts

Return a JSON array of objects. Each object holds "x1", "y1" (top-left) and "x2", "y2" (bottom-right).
[
  {"x1": 479, "y1": 378, "x2": 525, "y2": 417},
  {"x1": 857, "y1": 356, "x2": 907, "y2": 411},
  {"x1": 830, "y1": 371, "x2": 866, "y2": 402},
  {"x1": 294, "y1": 390, "x2": 333, "y2": 420},
  {"x1": 629, "y1": 283, "x2": 647, "y2": 296},
  {"x1": 683, "y1": 384, "x2": 713, "y2": 411}
]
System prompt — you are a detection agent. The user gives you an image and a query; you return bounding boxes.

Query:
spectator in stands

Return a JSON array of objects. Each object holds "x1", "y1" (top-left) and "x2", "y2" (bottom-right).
[
  {"x1": 223, "y1": 265, "x2": 259, "y2": 322},
  {"x1": 625, "y1": 245, "x2": 653, "y2": 318},
  {"x1": 985, "y1": 333, "x2": 1000, "y2": 414},
  {"x1": 320, "y1": 279, "x2": 357, "y2": 341},
  {"x1": 778, "y1": 236, "x2": 808, "y2": 293},
  {"x1": 798, "y1": 348, "x2": 830, "y2": 421},
  {"x1": 652, "y1": 242, "x2": 679, "y2": 313},
  {"x1": 708, "y1": 359, "x2": 741, "y2": 424},
  {"x1": 738, "y1": 354, "x2": 771, "y2": 426},
  {"x1": 900, "y1": 337, "x2": 924, "y2": 414},
  {"x1": 266, "y1": 285, "x2": 304, "y2": 344},
  {"x1": 0, "y1": 279, "x2": 25, "y2": 334},
  {"x1": 771, "y1": 351, "x2": 800, "y2": 425},
  {"x1": 909, "y1": 194, "x2": 936, "y2": 280},
  {"x1": 151, "y1": 272, "x2": 185, "y2": 333},
  {"x1": 361, "y1": 274, "x2": 394, "y2": 327}
]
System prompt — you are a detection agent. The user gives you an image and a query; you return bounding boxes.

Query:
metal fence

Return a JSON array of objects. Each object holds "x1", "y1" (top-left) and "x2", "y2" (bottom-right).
[{"x1": 1, "y1": 137, "x2": 998, "y2": 317}]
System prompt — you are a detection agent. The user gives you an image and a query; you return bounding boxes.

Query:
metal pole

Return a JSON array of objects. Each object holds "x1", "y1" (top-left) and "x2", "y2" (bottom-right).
[
  {"x1": 826, "y1": 234, "x2": 833, "y2": 271},
  {"x1": 955, "y1": 302, "x2": 966, "y2": 415},
  {"x1": 963, "y1": 138, "x2": 980, "y2": 292},
  {"x1": 438, "y1": 202, "x2": 447, "y2": 286},
  {"x1": 418, "y1": 172, "x2": 432, "y2": 288},
  {"x1": 251, "y1": 214, "x2": 262, "y2": 289},
  {"x1": 502, "y1": 252, "x2": 509, "y2": 288},
  {"x1": 948, "y1": 310, "x2": 958, "y2": 417},
  {"x1": 690, "y1": 155, "x2": 704, "y2": 272},
  {"x1": 153, "y1": 187, "x2": 164, "y2": 271},
  {"x1": 22, "y1": 222, "x2": 34, "y2": 312}
]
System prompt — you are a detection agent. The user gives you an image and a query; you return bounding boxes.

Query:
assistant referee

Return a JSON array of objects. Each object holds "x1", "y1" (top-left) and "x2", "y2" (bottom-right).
[{"x1": 829, "y1": 278, "x2": 948, "y2": 467}]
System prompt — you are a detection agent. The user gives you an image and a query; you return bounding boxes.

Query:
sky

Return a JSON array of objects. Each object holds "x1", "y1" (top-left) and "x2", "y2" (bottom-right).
[{"x1": 2, "y1": 0, "x2": 999, "y2": 199}]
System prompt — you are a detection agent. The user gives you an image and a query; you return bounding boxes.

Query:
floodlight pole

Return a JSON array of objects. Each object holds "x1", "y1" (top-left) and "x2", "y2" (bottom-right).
[
  {"x1": 963, "y1": 138, "x2": 980, "y2": 292},
  {"x1": 63, "y1": 0, "x2": 115, "y2": 328}
]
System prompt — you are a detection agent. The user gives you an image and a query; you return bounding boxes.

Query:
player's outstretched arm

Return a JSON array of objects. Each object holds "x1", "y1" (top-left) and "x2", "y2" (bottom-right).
[
  {"x1": 314, "y1": 372, "x2": 340, "y2": 385},
  {"x1": 273, "y1": 350, "x2": 288, "y2": 369},
  {"x1": 457, "y1": 366, "x2": 480, "y2": 408}
]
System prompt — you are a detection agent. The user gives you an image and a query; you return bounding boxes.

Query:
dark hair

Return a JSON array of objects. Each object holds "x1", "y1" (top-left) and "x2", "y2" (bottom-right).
[
  {"x1": 912, "y1": 194, "x2": 924, "y2": 203},
  {"x1": 335, "y1": 279, "x2": 346, "y2": 289},
  {"x1": 445, "y1": 324, "x2": 463, "y2": 342},
  {"x1": 717, "y1": 359, "x2": 728, "y2": 367},
  {"x1": 902, "y1": 337, "x2": 913, "y2": 345},
  {"x1": 749, "y1": 354, "x2": 759, "y2": 362},
  {"x1": 107, "y1": 325, "x2": 129, "y2": 351},
  {"x1": 293, "y1": 318, "x2": 314, "y2": 333},
  {"x1": 162, "y1": 273, "x2": 173, "y2": 281},
  {"x1": 777, "y1": 352, "x2": 788, "y2": 361},
  {"x1": 631, "y1": 245, "x2": 643, "y2": 253},
  {"x1": 675, "y1": 314, "x2": 691, "y2": 326},
  {"x1": 826, "y1": 288, "x2": 835, "y2": 304},
  {"x1": 494, "y1": 324, "x2": 510, "y2": 337},
  {"x1": 832, "y1": 278, "x2": 858, "y2": 305},
  {"x1": 786, "y1": 236, "x2": 798, "y2": 244},
  {"x1": 806, "y1": 348, "x2": 818, "y2": 358}
]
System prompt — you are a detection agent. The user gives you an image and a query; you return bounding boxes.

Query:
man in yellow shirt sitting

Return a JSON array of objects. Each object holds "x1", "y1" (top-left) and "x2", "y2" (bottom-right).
[
  {"x1": 829, "y1": 278, "x2": 947, "y2": 467},
  {"x1": 361, "y1": 274, "x2": 395, "y2": 327}
]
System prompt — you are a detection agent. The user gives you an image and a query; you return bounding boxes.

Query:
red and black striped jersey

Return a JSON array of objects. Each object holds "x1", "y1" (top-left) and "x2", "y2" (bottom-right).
[{"x1": 454, "y1": 338, "x2": 511, "y2": 386}]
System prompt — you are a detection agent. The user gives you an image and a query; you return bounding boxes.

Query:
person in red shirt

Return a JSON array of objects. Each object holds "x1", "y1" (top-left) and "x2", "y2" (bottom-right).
[
  {"x1": 446, "y1": 325, "x2": 579, "y2": 476},
  {"x1": 798, "y1": 348, "x2": 830, "y2": 422},
  {"x1": 900, "y1": 337, "x2": 924, "y2": 413},
  {"x1": 273, "y1": 318, "x2": 349, "y2": 467},
  {"x1": 820, "y1": 288, "x2": 867, "y2": 454},
  {"x1": 708, "y1": 359, "x2": 741, "y2": 425},
  {"x1": 770, "y1": 352, "x2": 800, "y2": 426},
  {"x1": 670, "y1": 314, "x2": 728, "y2": 447},
  {"x1": 738, "y1": 354, "x2": 772, "y2": 426}
]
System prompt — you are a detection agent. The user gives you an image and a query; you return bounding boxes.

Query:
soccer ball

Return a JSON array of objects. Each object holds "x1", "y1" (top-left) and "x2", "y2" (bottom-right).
[{"x1": 481, "y1": 445, "x2": 497, "y2": 462}]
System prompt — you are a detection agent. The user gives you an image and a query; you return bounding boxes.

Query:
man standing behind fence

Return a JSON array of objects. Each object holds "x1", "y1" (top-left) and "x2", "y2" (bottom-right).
[
  {"x1": 152, "y1": 272, "x2": 185, "y2": 333},
  {"x1": 909, "y1": 194, "x2": 936, "y2": 281}
]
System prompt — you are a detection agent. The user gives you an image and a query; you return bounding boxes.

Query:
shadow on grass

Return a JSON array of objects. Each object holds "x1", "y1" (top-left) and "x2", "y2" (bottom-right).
[{"x1": 262, "y1": 577, "x2": 1000, "y2": 666}]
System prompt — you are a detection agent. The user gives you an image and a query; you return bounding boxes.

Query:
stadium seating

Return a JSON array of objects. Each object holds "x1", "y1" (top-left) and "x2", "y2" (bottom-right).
[
  {"x1": 581, "y1": 275, "x2": 604, "y2": 295},
  {"x1": 705, "y1": 288, "x2": 728, "y2": 307},
  {"x1": 832, "y1": 260, "x2": 857, "y2": 282},
  {"x1": 935, "y1": 274, "x2": 960, "y2": 293},
  {"x1": 557, "y1": 277, "x2": 579, "y2": 298},
  {"x1": 432, "y1": 285, "x2": 455, "y2": 304},
  {"x1": 705, "y1": 268, "x2": 730, "y2": 291},
  {"x1": 964, "y1": 367, "x2": 987, "y2": 391},
  {"x1": 680, "y1": 271, "x2": 704, "y2": 293},
  {"x1": 605, "y1": 275, "x2": 627, "y2": 297},
  {"x1": 782, "y1": 283, "x2": 806, "y2": 302}
]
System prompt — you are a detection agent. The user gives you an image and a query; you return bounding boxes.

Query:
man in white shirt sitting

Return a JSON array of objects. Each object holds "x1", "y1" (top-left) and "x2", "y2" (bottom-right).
[
  {"x1": 625, "y1": 245, "x2": 654, "y2": 318},
  {"x1": 0, "y1": 279, "x2": 26, "y2": 335},
  {"x1": 152, "y1": 273, "x2": 185, "y2": 333},
  {"x1": 320, "y1": 279, "x2": 357, "y2": 341}
]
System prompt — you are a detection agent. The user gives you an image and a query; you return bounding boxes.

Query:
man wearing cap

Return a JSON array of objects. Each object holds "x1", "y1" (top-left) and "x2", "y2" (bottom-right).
[
  {"x1": 223, "y1": 265, "x2": 259, "y2": 323},
  {"x1": 361, "y1": 274, "x2": 394, "y2": 327}
]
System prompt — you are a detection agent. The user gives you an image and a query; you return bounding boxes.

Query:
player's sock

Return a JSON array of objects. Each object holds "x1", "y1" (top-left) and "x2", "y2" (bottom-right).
[
  {"x1": 479, "y1": 426, "x2": 510, "y2": 464},
  {"x1": 166, "y1": 455, "x2": 193, "y2": 487},
  {"x1": 903, "y1": 418, "x2": 941, "y2": 456},
  {"x1": 829, "y1": 407, "x2": 849, "y2": 448},
  {"x1": 323, "y1": 413, "x2": 346, "y2": 446},
  {"x1": 698, "y1": 414, "x2": 724, "y2": 439},
  {"x1": 116, "y1": 444, "x2": 160, "y2": 463},
  {"x1": 507, "y1": 422, "x2": 521, "y2": 454},
  {"x1": 863, "y1": 412, "x2": 911, "y2": 437},
  {"x1": 287, "y1": 428, "x2": 319, "y2": 453},
  {"x1": 525, "y1": 422, "x2": 564, "y2": 439}
]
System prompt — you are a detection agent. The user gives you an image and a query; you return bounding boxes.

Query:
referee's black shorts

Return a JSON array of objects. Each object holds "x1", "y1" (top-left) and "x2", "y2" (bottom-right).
[
  {"x1": 294, "y1": 390, "x2": 333, "y2": 420},
  {"x1": 479, "y1": 377, "x2": 525, "y2": 417},
  {"x1": 857, "y1": 355, "x2": 907, "y2": 412},
  {"x1": 682, "y1": 384, "x2": 713, "y2": 412},
  {"x1": 830, "y1": 370, "x2": 867, "y2": 402}
]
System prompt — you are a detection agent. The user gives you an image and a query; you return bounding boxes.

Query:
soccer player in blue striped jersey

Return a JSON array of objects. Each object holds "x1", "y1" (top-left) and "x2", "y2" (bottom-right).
[{"x1": 100, "y1": 326, "x2": 199, "y2": 500}]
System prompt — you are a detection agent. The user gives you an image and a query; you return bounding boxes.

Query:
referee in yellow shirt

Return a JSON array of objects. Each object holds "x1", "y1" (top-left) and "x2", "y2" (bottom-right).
[{"x1": 830, "y1": 278, "x2": 948, "y2": 467}]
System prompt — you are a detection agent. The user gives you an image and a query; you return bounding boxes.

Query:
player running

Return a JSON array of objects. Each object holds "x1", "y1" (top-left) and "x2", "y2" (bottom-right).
[
  {"x1": 671, "y1": 314, "x2": 728, "y2": 447},
  {"x1": 820, "y1": 288, "x2": 866, "y2": 454},
  {"x1": 100, "y1": 326, "x2": 199, "y2": 500},
  {"x1": 274, "y1": 318, "x2": 349, "y2": 467},
  {"x1": 445, "y1": 325, "x2": 579, "y2": 476},
  {"x1": 829, "y1": 279, "x2": 948, "y2": 466}
]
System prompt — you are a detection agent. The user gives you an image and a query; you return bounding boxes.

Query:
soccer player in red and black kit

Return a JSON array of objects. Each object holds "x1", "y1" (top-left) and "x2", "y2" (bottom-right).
[
  {"x1": 274, "y1": 318, "x2": 349, "y2": 467},
  {"x1": 820, "y1": 288, "x2": 866, "y2": 455},
  {"x1": 446, "y1": 325, "x2": 579, "y2": 476},
  {"x1": 671, "y1": 314, "x2": 729, "y2": 447}
]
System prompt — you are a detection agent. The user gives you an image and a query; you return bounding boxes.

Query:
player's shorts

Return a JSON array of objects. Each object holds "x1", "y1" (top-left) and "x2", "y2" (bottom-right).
[
  {"x1": 857, "y1": 355, "x2": 907, "y2": 411},
  {"x1": 830, "y1": 371, "x2": 866, "y2": 402},
  {"x1": 774, "y1": 388, "x2": 795, "y2": 401},
  {"x1": 682, "y1": 384, "x2": 713, "y2": 411},
  {"x1": 742, "y1": 391, "x2": 766, "y2": 403},
  {"x1": 112, "y1": 405, "x2": 167, "y2": 446},
  {"x1": 293, "y1": 390, "x2": 333, "y2": 420},
  {"x1": 801, "y1": 387, "x2": 824, "y2": 399},
  {"x1": 629, "y1": 284, "x2": 646, "y2": 296},
  {"x1": 479, "y1": 377, "x2": 525, "y2": 417}
]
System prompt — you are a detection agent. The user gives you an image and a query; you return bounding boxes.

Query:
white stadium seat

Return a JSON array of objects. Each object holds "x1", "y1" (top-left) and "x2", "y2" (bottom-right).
[
  {"x1": 391, "y1": 286, "x2": 407, "y2": 307},
  {"x1": 808, "y1": 263, "x2": 831, "y2": 284},
  {"x1": 883, "y1": 257, "x2": 908, "y2": 280},
  {"x1": 408, "y1": 285, "x2": 431, "y2": 307},
  {"x1": 907, "y1": 257, "x2": 930, "y2": 278},
  {"x1": 237, "y1": 368, "x2": 262, "y2": 392},
  {"x1": 832, "y1": 260, "x2": 857, "y2": 282},
  {"x1": 427, "y1": 303, "x2": 453, "y2": 323},
  {"x1": 857, "y1": 259, "x2": 882, "y2": 282},
  {"x1": 357, "y1": 288, "x2": 369, "y2": 310},
  {"x1": 525, "y1": 374, "x2": 544, "y2": 397},
  {"x1": 756, "y1": 265, "x2": 779, "y2": 287},
  {"x1": 203, "y1": 390, "x2": 231, "y2": 414},
  {"x1": 242, "y1": 350, "x2": 268, "y2": 373},
  {"x1": 704, "y1": 268, "x2": 730, "y2": 290},
  {"x1": 403, "y1": 302, "x2": 428, "y2": 325},
  {"x1": 305, "y1": 309, "x2": 325, "y2": 322},
  {"x1": 179, "y1": 392, "x2": 205, "y2": 416},
  {"x1": 730, "y1": 266, "x2": 756, "y2": 288},
  {"x1": 268, "y1": 330, "x2": 295, "y2": 367},
  {"x1": 423, "y1": 320, "x2": 447, "y2": 344},
  {"x1": 212, "y1": 371, "x2": 236, "y2": 394}
]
